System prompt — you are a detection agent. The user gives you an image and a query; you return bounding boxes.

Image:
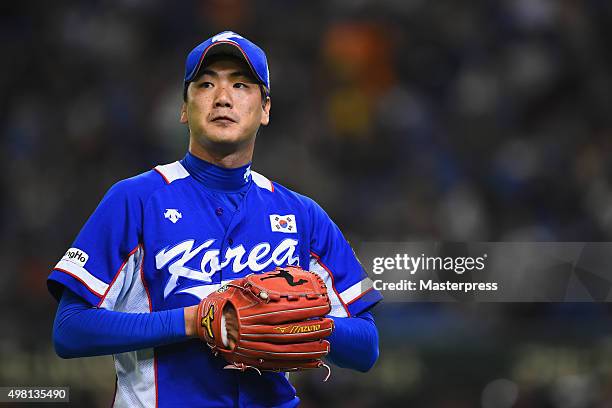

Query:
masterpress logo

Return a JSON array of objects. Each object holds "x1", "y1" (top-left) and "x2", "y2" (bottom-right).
[{"x1": 372, "y1": 253, "x2": 488, "y2": 275}]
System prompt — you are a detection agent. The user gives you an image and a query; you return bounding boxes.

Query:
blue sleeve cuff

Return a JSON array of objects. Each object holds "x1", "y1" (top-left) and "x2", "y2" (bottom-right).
[
  {"x1": 346, "y1": 289, "x2": 383, "y2": 317},
  {"x1": 326, "y1": 311, "x2": 379, "y2": 372},
  {"x1": 169, "y1": 306, "x2": 186, "y2": 337}
]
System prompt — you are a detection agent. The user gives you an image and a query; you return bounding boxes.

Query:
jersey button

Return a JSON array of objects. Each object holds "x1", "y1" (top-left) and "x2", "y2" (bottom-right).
[
  {"x1": 215, "y1": 207, "x2": 223, "y2": 216},
  {"x1": 228, "y1": 238, "x2": 234, "y2": 245}
]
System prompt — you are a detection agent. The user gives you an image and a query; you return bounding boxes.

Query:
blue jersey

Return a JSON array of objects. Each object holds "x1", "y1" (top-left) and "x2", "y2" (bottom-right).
[{"x1": 48, "y1": 156, "x2": 382, "y2": 407}]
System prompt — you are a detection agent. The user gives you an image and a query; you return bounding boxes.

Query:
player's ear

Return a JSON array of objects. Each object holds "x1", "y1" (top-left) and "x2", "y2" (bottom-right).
[
  {"x1": 260, "y1": 97, "x2": 271, "y2": 126},
  {"x1": 180, "y1": 102, "x2": 188, "y2": 124}
]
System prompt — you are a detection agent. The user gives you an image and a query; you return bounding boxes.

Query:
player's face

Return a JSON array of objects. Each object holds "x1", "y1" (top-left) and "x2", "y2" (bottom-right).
[{"x1": 180, "y1": 57, "x2": 270, "y2": 157}]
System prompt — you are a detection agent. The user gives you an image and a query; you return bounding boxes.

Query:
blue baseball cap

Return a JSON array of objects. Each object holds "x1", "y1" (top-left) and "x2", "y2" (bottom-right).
[{"x1": 183, "y1": 31, "x2": 270, "y2": 98}]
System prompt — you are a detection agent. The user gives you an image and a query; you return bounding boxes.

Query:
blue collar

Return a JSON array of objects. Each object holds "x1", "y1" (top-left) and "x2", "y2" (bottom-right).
[{"x1": 181, "y1": 152, "x2": 252, "y2": 192}]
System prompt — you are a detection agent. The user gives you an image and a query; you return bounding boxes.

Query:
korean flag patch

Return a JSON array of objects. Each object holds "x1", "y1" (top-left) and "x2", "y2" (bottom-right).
[{"x1": 270, "y1": 214, "x2": 297, "y2": 233}]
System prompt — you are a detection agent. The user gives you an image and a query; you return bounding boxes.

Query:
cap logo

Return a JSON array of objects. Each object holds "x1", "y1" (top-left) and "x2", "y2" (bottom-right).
[{"x1": 212, "y1": 31, "x2": 243, "y2": 44}]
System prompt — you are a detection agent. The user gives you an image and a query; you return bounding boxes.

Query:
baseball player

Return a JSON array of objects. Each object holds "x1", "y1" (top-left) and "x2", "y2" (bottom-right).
[{"x1": 48, "y1": 31, "x2": 382, "y2": 407}]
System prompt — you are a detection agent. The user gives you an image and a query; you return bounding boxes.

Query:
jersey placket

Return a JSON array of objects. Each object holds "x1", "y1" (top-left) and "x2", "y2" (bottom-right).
[{"x1": 210, "y1": 184, "x2": 252, "y2": 283}]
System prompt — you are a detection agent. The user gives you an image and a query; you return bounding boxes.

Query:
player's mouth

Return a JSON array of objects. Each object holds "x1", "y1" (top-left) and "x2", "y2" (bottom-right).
[{"x1": 211, "y1": 115, "x2": 237, "y2": 124}]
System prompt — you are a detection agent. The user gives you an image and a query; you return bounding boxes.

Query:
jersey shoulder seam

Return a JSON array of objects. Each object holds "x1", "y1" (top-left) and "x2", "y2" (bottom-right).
[
  {"x1": 114, "y1": 165, "x2": 188, "y2": 223},
  {"x1": 153, "y1": 161, "x2": 191, "y2": 184},
  {"x1": 251, "y1": 170, "x2": 274, "y2": 192}
]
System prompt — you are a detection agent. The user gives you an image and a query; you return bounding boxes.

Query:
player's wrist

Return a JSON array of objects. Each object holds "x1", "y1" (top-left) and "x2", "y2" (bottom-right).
[{"x1": 184, "y1": 305, "x2": 199, "y2": 337}]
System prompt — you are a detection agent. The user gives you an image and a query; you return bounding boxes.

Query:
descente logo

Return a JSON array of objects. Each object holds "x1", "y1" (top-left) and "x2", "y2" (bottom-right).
[
  {"x1": 156, "y1": 238, "x2": 300, "y2": 299},
  {"x1": 62, "y1": 248, "x2": 89, "y2": 267}
]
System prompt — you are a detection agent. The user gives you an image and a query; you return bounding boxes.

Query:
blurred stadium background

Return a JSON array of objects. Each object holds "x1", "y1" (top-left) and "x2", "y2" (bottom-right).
[{"x1": 2, "y1": 0, "x2": 612, "y2": 406}]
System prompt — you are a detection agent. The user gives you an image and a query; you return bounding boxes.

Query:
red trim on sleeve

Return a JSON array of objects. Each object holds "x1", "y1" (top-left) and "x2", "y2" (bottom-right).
[
  {"x1": 54, "y1": 268, "x2": 103, "y2": 298},
  {"x1": 153, "y1": 167, "x2": 170, "y2": 184},
  {"x1": 97, "y1": 245, "x2": 141, "y2": 308},
  {"x1": 347, "y1": 287, "x2": 375, "y2": 305},
  {"x1": 310, "y1": 251, "x2": 351, "y2": 317}
]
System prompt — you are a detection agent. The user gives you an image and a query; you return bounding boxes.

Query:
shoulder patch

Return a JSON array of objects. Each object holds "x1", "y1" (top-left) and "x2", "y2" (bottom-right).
[
  {"x1": 154, "y1": 162, "x2": 190, "y2": 184},
  {"x1": 251, "y1": 170, "x2": 274, "y2": 192}
]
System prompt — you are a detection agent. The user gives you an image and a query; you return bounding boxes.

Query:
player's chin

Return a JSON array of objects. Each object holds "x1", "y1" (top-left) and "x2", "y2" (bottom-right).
[{"x1": 205, "y1": 130, "x2": 251, "y2": 147}]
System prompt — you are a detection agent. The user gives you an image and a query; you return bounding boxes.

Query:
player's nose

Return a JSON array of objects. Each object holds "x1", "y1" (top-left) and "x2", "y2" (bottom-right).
[{"x1": 214, "y1": 85, "x2": 232, "y2": 108}]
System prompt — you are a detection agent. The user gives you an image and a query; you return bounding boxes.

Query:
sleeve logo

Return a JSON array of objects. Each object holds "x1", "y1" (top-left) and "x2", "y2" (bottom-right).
[
  {"x1": 270, "y1": 214, "x2": 297, "y2": 233},
  {"x1": 62, "y1": 248, "x2": 89, "y2": 267}
]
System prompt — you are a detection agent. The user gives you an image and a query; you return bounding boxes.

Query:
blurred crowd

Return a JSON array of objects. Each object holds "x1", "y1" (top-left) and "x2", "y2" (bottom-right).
[{"x1": 2, "y1": 0, "x2": 612, "y2": 406}]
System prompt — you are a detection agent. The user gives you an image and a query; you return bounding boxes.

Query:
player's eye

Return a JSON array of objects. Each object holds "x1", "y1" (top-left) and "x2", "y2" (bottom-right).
[
  {"x1": 234, "y1": 82, "x2": 248, "y2": 89},
  {"x1": 198, "y1": 81, "x2": 213, "y2": 88}
]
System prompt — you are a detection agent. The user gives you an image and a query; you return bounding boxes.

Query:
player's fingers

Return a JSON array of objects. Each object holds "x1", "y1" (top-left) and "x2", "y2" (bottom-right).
[
  {"x1": 227, "y1": 332, "x2": 237, "y2": 350},
  {"x1": 240, "y1": 318, "x2": 334, "y2": 343},
  {"x1": 223, "y1": 303, "x2": 238, "y2": 324}
]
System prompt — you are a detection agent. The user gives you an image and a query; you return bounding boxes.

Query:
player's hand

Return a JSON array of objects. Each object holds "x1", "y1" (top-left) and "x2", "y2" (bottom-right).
[{"x1": 184, "y1": 301, "x2": 239, "y2": 348}]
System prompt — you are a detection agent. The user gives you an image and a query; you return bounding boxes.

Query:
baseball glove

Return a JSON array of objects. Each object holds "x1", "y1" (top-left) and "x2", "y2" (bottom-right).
[{"x1": 196, "y1": 266, "x2": 334, "y2": 379}]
